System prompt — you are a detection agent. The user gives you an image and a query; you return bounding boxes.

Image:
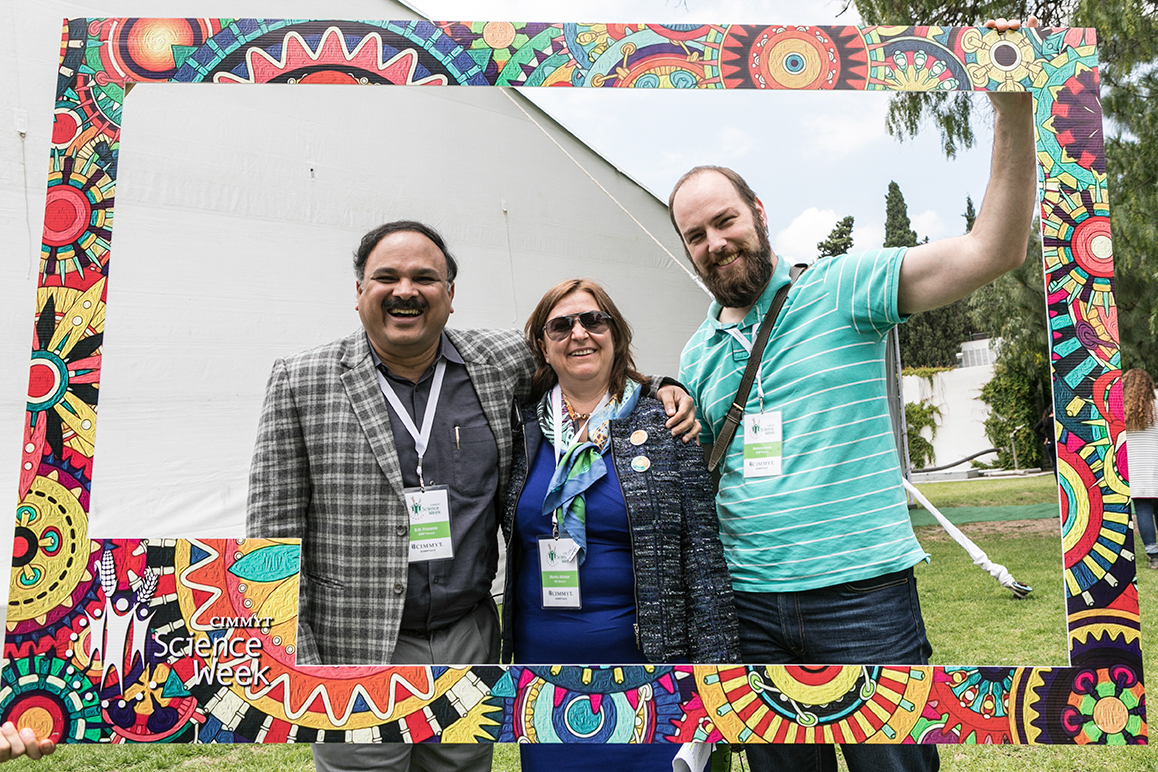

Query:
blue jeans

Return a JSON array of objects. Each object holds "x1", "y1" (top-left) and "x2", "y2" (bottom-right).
[
  {"x1": 1135, "y1": 498, "x2": 1158, "y2": 555},
  {"x1": 734, "y1": 568, "x2": 939, "y2": 772}
]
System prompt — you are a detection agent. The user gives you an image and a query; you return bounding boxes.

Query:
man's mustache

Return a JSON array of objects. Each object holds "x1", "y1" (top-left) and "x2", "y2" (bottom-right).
[{"x1": 381, "y1": 297, "x2": 427, "y2": 313}]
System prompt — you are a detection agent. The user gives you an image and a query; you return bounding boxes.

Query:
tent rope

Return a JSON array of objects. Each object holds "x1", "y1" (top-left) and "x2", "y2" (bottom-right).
[
  {"x1": 500, "y1": 88, "x2": 709, "y2": 295},
  {"x1": 903, "y1": 478, "x2": 1033, "y2": 599}
]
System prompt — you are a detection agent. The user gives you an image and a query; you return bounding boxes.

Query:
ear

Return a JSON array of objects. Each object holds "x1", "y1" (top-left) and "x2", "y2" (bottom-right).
[
  {"x1": 448, "y1": 282, "x2": 455, "y2": 314},
  {"x1": 754, "y1": 196, "x2": 768, "y2": 230},
  {"x1": 354, "y1": 279, "x2": 363, "y2": 310}
]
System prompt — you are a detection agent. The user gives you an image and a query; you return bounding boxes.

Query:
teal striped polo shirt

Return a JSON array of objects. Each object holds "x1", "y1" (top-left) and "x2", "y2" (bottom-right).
[{"x1": 680, "y1": 248, "x2": 928, "y2": 593}]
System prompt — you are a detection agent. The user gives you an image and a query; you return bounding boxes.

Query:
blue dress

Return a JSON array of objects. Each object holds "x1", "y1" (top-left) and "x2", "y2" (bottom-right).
[{"x1": 513, "y1": 440, "x2": 678, "y2": 771}]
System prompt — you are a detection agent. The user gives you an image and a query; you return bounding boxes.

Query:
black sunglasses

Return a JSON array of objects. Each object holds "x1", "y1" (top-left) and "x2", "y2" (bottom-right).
[{"x1": 542, "y1": 311, "x2": 612, "y2": 342}]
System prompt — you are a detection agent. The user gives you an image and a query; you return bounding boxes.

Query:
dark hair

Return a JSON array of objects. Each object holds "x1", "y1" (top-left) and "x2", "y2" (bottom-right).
[
  {"x1": 1124, "y1": 368, "x2": 1155, "y2": 432},
  {"x1": 353, "y1": 221, "x2": 458, "y2": 283},
  {"x1": 524, "y1": 279, "x2": 646, "y2": 400},
  {"x1": 667, "y1": 165, "x2": 764, "y2": 259}
]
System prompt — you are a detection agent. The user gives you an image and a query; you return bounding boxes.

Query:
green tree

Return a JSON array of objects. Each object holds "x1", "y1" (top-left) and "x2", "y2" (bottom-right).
[
  {"x1": 905, "y1": 400, "x2": 941, "y2": 468},
  {"x1": 1094, "y1": 2, "x2": 1158, "y2": 374},
  {"x1": 885, "y1": 182, "x2": 974, "y2": 367},
  {"x1": 962, "y1": 194, "x2": 976, "y2": 232},
  {"x1": 855, "y1": 0, "x2": 1158, "y2": 373},
  {"x1": 883, "y1": 181, "x2": 918, "y2": 248},
  {"x1": 817, "y1": 215, "x2": 855, "y2": 259},
  {"x1": 970, "y1": 221, "x2": 1050, "y2": 468},
  {"x1": 854, "y1": 1, "x2": 1040, "y2": 156}
]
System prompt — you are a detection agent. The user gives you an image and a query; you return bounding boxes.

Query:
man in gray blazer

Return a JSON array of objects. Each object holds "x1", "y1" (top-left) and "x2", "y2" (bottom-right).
[{"x1": 247, "y1": 221, "x2": 695, "y2": 771}]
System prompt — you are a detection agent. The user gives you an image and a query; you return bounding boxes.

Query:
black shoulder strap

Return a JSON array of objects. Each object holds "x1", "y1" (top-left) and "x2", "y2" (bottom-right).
[{"x1": 707, "y1": 263, "x2": 808, "y2": 472}]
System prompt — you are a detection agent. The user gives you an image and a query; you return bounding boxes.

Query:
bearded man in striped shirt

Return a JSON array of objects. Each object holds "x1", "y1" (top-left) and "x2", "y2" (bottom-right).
[{"x1": 668, "y1": 19, "x2": 1038, "y2": 772}]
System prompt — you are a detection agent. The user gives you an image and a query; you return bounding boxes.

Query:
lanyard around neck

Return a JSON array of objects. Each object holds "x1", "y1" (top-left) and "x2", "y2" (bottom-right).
[
  {"x1": 548, "y1": 384, "x2": 609, "y2": 538},
  {"x1": 377, "y1": 358, "x2": 447, "y2": 489},
  {"x1": 549, "y1": 385, "x2": 610, "y2": 465}
]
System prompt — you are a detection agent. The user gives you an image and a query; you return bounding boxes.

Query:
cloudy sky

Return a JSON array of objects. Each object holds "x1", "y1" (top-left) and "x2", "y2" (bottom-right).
[{"x1": 417, "y1": 0, "x2": 998, "y2": 263}]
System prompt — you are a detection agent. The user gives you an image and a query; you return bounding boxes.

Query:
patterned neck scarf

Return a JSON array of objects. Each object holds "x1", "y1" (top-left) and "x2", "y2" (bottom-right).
[{"x1": 537, "y1": 380, "x2": 641, "y2": 564}]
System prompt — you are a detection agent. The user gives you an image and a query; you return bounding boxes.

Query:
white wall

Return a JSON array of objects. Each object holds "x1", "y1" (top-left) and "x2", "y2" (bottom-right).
[
  {"x1": 902, "y1": 365, "x2": 995, "y2": 470},
  {"x1": 1, "y1": 3, "x2": 707, "y2": 551}
]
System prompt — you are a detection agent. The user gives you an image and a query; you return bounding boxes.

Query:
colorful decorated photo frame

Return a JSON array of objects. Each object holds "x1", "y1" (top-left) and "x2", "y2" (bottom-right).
[{"x1": 5, "y1": 18, "x2": 1144, "y2": 748}]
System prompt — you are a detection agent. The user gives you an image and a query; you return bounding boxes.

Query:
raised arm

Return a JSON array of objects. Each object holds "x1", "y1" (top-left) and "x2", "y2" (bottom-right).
[{"x1": 896, "y1": 18, "x2": 1039, "y2": 315}]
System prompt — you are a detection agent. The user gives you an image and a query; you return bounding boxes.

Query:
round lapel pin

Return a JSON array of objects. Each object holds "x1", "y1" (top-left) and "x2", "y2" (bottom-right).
[
  {"x1": 631, "y1": 455, "x2": 651, "y2": 473},
  {"x1": 630, "y1": 430, "x2": 648, "y2": 446}
]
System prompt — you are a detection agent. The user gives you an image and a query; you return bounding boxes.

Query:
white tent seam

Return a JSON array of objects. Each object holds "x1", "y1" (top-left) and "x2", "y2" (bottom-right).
[{"x1": 499, "y1": 87, "x2": 709, "y2": 295}]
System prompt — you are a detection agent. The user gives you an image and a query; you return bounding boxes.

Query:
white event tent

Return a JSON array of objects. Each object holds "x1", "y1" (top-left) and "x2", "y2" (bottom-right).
[{"x1": 0, "y1": 0, "x2": 709, "y2": 570}]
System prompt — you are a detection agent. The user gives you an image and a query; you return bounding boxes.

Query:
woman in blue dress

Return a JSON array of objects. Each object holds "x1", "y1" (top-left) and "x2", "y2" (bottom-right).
[{"x1": 501, "y1": 279, "x2": 739, "y2": 771}]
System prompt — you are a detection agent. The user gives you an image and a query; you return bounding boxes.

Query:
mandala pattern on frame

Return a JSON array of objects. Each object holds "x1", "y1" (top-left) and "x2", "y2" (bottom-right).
[
  {"x1": 718, "y1": 25, "x2": 869, "y2": 90},
  {"x1": 1036, "y1": 46, "x2": 1104, "y2": 190},
  {"x1": 959, "y1": 25, "x2": 1044, "y2": 90},
  {"x1": 0, "y1": 655, "x2": 103, "y2": 743},
  {"x1": 695, "y1": 665, "x2": 930, "y2": 744},
  {"x1": 1020, "y1": 661, "x2": 1146, "y2": 745},
  {"x1": 90, "y1": 18, "x2": 224, "y2": 82},
  {"x1": 185, "y1": 21, "x2": 488, "y2": 86},
  {"x1": 915, "y1": 667, "x2": 1014, "y2": 744},
  {"x1": 575, "y1": 26, "x2": 716, "y2": 89},
  {"x1": 495, "y1": 666, "x2": 685, "y2": 745},
  {"x1": 871, "y1": 27, "x2": 972, "y2": 91}
]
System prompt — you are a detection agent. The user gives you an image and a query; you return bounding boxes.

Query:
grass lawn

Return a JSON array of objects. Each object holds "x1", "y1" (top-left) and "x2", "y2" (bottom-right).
[
  {"x1": 912, "y1": 473, "x2": 1060, "y2": 510},
  {"x1": 914, "y1": 518, "x2": 1068, "y2": 666},
  {"x1": 16, "y1": 478, "x2": 1153, "y2": 770}
]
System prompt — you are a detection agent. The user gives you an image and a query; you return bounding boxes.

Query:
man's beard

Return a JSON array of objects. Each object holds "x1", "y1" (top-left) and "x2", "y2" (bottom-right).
[{"x1": 699, "y1": 230, "x2": 774, "y2": 309}]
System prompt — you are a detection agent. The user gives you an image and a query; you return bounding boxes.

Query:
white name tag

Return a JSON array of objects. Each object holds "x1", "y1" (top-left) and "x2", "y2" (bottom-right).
[
  {"x1": 743, "y1": 410, "x2": 782, "y2": 478},
  {"x1": 538, "y1": 537, "x2": 581, "y2": 609},
  {"x1": 405, "y1": 485, "x2": 454, "y2": 562}
]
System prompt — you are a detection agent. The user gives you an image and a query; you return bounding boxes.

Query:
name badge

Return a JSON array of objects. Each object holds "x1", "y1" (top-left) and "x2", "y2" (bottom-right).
[
  {"x1": 743, "y1": 410, "x2": 782, "y2": 478},
  {"x1": 404, "y1": 485, "x2": 453, "y2": 562},
  {"x1": 538, "y1": 537, "x2": 581, "y2": 609}
]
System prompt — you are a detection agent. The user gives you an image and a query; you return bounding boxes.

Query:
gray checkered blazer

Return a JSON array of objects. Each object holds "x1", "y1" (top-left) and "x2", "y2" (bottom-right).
[{"x1": 246, "y1": 327, "x2": 533, "y2": 665}]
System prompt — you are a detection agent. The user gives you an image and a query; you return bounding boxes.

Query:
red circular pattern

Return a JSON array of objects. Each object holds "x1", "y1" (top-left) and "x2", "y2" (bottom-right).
[
  {"x1": 6, "y1": 694, "x2": 67, "y2": 742},
  {"x1": 27, "y1": 361, "x2": 60, "y2": 403},
  {"x1": 1061, "y1": 440, "x2": 1104, "y2": 570},
  {"x1": 41, "y1": 528, "x2": 63, "y2": 557},
  {"x1": 1069, "y1": 216, "x2": 1113, "y2": 278},
  {"x1": 42, "y1": 185, "x2": 91, "y2": 247},
  {"x1": 12, "y1": 531, "x2": 35, "y2": 563},
  {"x1": 51, "y1": 111, "x2": 81, "y2": 147},
  {"x1": 124, "y1": 19, "x2": 196, "y2": 72},
  {"x1": 784, "y1": 666, "x2": 845, "y2": 686},
  {"x1": 748, "y1": 26, "x2": 839, "y2": 89},
  {"x1": 297, "y1": 71, "x2": 361, "y2": 84}
]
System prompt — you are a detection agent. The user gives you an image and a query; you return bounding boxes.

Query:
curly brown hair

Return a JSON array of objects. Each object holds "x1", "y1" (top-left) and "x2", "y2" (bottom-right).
[
  {"x1": 524, "y1": 279, "x2": 646, "y2": 400},
  {"x1": 1123, "y1": 368, "x2": 1156, "y2": 432}
]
